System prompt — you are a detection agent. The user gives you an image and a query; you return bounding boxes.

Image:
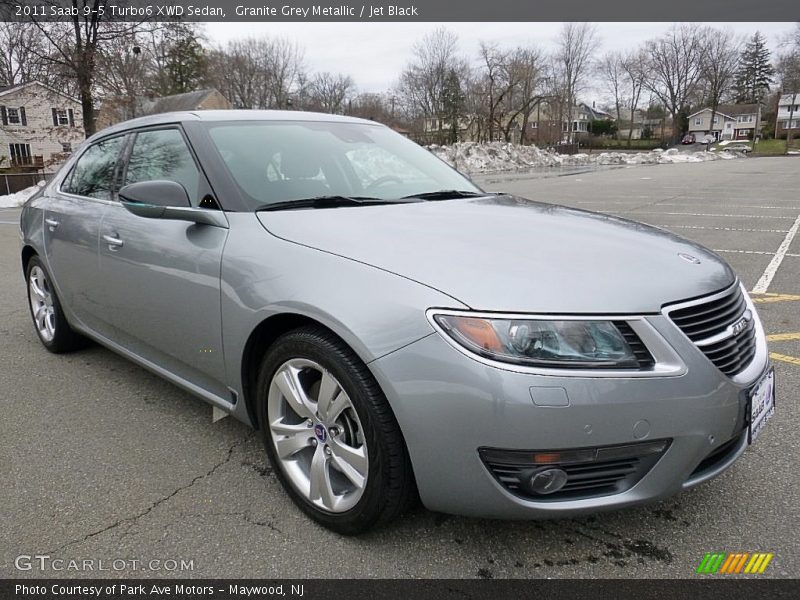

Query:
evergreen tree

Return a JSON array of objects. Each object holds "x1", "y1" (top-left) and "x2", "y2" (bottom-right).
[{"x1": 734, "y1": 31, "x2": 776, "y2": 104}]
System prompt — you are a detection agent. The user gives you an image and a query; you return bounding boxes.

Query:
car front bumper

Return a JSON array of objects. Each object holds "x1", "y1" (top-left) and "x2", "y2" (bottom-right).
[{"x1": 369, "y1": 313, "x2": 770, "y2": 519}]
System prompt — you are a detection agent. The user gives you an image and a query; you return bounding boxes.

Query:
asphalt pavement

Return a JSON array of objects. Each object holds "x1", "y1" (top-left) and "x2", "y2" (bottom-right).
[{"x1": 1, "y1": 156, "x2": 798, "y2": 579}]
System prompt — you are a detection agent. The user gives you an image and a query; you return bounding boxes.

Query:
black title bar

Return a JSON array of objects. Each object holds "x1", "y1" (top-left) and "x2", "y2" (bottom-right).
[{"x1": 0, "y1": 0, "x2": 798, "y2": 22}]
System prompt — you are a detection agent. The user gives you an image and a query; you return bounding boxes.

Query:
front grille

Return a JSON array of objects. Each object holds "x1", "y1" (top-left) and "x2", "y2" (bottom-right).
[
  {"x1": 666, "y1": 285, "x2": 757, "y2": 377},
  {"x1": 480, "y1": 440, "x2": 669, "y2": 501},
  {"x1": 613, "y1": 321, "x2": 655, "y2": 369}
]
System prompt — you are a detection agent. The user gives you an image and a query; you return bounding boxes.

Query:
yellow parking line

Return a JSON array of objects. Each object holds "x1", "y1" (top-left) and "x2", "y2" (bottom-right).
[
  {"x1": 767, "y1": 333, "x2": 800, "y2": 342},
  {"x1": 751, "y1": 293, "x2": 800, "y2": 304},
  {"x1": 770, "y1": 352, "x2": 800, "y2": 367}
]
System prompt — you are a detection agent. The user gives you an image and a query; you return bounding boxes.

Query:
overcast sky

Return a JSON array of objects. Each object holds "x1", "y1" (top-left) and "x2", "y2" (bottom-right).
[{"x1": 206, "y1": 22, "x2": 793, "y2": 101}]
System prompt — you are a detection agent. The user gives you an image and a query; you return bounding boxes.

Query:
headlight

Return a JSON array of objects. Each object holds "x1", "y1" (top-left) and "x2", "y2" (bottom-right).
[{"x1": 432, "y1": 314, "x2": 641, "y2": 369}]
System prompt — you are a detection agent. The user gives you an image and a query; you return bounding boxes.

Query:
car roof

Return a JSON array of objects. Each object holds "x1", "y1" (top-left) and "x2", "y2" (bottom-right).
[{"x1": 90, "y1": 109, "x2": 385, "y2": 142}]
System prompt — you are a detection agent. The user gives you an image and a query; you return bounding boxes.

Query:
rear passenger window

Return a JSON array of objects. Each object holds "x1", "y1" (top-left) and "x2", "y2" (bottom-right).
[
  {"x1": 124, "y1": 129, "x2": 200, "y2": 202},
  {"x1": 63, "y1": 136, "x2": 125, "y2": 199}
]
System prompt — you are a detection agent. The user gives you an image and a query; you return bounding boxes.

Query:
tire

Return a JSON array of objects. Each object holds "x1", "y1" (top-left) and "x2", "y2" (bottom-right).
[
  {"x1": 25, "y1": 255, "x2": 87, "y2": 353},
  {"x1": 256, "y1": 325, "x2": 416, "y2": 534}
]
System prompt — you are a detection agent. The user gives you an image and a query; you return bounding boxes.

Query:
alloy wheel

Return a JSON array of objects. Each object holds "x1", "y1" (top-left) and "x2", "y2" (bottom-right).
[
  {"x1": 267, "y1": 358, "x2": 369, "y2": 513},
  {"x1": 28, "y1": 265, "x2": 56, "y2": 342}
]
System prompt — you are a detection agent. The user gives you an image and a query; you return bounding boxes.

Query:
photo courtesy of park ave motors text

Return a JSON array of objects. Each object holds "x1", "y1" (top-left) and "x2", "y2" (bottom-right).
[{"x1": 1, "y1": 0, "x2": 799, "y2": 584}]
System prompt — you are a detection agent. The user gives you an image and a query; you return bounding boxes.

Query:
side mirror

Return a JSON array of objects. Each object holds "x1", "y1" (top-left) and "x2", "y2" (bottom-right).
[
  {"x1": 119, "y1": 180, "x2": 228, "y2": 228},
  {"x1": 119, "y1": 180, "x2": 192, "y2": 208}
]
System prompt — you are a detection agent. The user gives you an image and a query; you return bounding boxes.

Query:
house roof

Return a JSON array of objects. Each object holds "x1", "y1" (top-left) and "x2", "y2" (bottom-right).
[
  {"x1": 688, "y1": 103, "x2": 759, "y2": 119},
  {"x1": 0, "y1": 81, "x2": 81, "y2": 104}
]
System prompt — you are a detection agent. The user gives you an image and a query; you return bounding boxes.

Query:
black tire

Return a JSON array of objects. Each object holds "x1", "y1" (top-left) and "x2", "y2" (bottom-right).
[
  {"x1": 256, "y1": 325, "x2": 416, "y2": 534},
  {"x1": 25, "y1": 255, "x2": 87, "y2": 353}
]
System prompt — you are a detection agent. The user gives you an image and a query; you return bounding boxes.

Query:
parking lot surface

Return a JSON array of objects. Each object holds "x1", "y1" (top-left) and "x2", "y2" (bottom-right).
[{"x1": 1, "y1": 157, "x2": 798, "y2": 578}]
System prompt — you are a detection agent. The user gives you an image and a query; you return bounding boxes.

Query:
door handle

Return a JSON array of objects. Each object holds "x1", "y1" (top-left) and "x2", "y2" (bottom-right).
[
  {"x1": 102, "y1": 234, "x2": 124, "y2": 248},
  {"x1": 45, "y1": 218, "x2": 59, "y2": 229}
]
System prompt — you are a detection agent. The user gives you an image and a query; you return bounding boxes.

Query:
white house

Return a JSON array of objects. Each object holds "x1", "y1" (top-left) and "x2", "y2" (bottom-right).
[
  {"x1": 0, "y1": 81, "x2": 85, "y2": 169},
  {"x1": 777, "y1": 93, "x2": 799, "y2": 139},
  {"x1": 687, "y1": 104, "x2": 761, "y2": 141}
]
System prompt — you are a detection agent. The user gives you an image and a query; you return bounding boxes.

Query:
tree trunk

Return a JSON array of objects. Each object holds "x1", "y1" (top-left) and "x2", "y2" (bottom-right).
[
  {"x1": 627, "y1": 107, "x2": 635, "y2": 147},
  {"x1": 77, "y1": 49, "x2": 96, "y2": 138}
]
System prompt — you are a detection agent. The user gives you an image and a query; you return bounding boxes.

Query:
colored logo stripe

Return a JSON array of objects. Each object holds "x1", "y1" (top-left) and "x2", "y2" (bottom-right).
[{"x1": 697, "y1": 552, "x2": 773, "y2": 574}]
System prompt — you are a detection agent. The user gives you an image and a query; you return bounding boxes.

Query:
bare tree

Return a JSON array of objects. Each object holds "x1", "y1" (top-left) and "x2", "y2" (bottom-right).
[
  {"x1": 0, "y1": 22, "x2": 49, "y2": 86},
  {"x1": 599, "y1": 51, "x2": 625, "y2": 126},
  {"x1": 306, "y1": 72, "x2": 355, "y2": 114},
  {"x1": 643, "y1": 24, "x2": 705, "y2": 143},
  {"x1": 207, "y1": 36, "x2": 305, "y2": 110},
  {"x1": 700, "y1": 28, "x2": 741, "y2": 141},
  {"x1": 504, "y1": 46, "x2": 544, "y2": 144},
  {"x1": 553, "y1": 23, "x2": 600, "y2": 143},
  {"x1": 397, "y1": 28, "x2": 469, "y2": 142},
  {"x1": 19, "y1": 1, "x2": 146, "y2": 136},
  {"x1": 620, "y1": 51, "x2": 647, "y2": 147}
]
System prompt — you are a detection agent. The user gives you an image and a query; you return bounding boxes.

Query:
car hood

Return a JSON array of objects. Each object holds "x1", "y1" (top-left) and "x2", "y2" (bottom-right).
[{"x1": 256, "y1": 195, "x2": 736, "y2": 313}]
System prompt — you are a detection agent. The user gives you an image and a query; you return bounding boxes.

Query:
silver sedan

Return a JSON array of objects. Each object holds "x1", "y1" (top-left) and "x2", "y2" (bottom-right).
[{"x1": 19, "y1": 111, "x2": 775, "y2": 534}]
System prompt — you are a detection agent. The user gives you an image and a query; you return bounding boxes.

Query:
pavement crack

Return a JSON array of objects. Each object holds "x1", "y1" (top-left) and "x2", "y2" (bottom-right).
[
  {"x1": 47, "y1": 432, "x2": 255, "y2": 555},
  {"x1": 178, "y1": 511, "x2": 284, "y2": 534}
]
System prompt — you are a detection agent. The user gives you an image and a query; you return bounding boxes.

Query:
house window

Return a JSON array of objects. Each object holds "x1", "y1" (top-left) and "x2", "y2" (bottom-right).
[
  {"x1": 694, "y1": 117, "x2": 701, "y2": 126},
  {"x1": 6, "y1": 108, "x2": 20, "y2": 124},
  {"x1": 530, "y1": 122, "x2": 537, "y2": 129},
  {"x1": 713, "y1": 116, "x2": 719, "y2": 124},
  {"x1": 61, "y1": 142, "x2": 72, "y2": 153},
  {"x1": 55, "y1": 109, "x2": 69, "y2": 125},
  {"x1": 9, "y1": 143, "x2": 32, "y2": 166}
]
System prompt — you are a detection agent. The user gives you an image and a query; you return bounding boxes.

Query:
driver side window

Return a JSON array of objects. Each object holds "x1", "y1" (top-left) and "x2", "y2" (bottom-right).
[{"x1": 124, "y1": 129, "x2": 200, "y2": 203}]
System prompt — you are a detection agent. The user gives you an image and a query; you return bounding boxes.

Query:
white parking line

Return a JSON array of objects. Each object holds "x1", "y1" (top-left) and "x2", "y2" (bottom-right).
[
  {"x1": 660, "y1": 225, "x2": 789, "y2": 233},
  {"x1": 752, "y1": 214, "x2": 800, "y2": 293},
  {"x1": 658, "y1": 204, "x2": 800, "y2": 210},
  {"x1": 616, "y1": 211, "x2": 796, "y2": 219},
  {"x1": 713, "y1": 249, "x2": 800, "y2": 257}
]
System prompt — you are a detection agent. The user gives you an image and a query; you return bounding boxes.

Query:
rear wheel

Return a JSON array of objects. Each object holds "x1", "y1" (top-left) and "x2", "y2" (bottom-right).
[
  {"x1": 26, "y1": 255, "x2": 87, "y2": 353},
  {"x1": 256, "y1": 326, "x2": 415, "y2": 534}
]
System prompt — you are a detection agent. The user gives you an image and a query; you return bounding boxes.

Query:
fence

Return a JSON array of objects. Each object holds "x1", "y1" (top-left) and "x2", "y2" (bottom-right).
[{"x1": 0, "y1": 172, "x2": 56, "y2": 196}]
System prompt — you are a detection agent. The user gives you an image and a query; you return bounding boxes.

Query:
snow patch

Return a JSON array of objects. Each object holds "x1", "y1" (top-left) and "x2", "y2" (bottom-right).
[
  {"x1": 427, "y1": 142, "x2": 740, "y2": 175},
  {"x1": 0, "y1": 181, "x2": 45, "y2": 208}
]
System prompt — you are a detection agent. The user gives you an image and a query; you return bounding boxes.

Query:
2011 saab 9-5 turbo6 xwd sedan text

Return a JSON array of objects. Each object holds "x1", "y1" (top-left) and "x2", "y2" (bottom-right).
[{"x1": 20, "y1": 111, "x2": 775, "y2": 534}]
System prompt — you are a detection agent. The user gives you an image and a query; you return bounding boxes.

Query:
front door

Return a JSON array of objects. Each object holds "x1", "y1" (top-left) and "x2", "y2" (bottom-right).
[{"x1": 97, "y1": 127, "x2": 229, "y2": 398}]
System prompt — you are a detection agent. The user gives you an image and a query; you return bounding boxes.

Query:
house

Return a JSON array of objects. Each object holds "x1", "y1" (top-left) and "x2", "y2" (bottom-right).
[
  {"x1": 776, "y1": 93, "x2": 799, "y2": 139},
  {"x1": 0, "y1": 81, "x2": 85, "y2": 170},
  {"x1": 687, "y1": 104, "x2": 761, "y2": 141},
  {"x1": 616, "y1": 110, "x2": 671, "y2": 141},
  {"x1": 96, "y1": 89, "x2": 231, "y2": 130},
  {"x1": 522, "y1": 101, "x2": 614, "y2": 145}
]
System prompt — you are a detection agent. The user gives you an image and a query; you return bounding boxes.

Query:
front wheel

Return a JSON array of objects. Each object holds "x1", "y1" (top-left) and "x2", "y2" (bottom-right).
[
  {"x1": 25, "y1": 255, "x2": 87, "y2": 353},
  {"x1": 256, "y1": 326, "x2": 415, "y2": 534}
]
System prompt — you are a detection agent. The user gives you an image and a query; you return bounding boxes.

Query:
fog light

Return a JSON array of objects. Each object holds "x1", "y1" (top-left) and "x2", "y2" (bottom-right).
[{"x1": 528, "y1": 467, "x2": 568, "y2": 495}]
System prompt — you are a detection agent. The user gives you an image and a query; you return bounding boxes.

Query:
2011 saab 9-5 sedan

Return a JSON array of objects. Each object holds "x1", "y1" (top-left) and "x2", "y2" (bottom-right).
[{"x1": 19, "y1": 111, "x2": 775, "y2": 534}]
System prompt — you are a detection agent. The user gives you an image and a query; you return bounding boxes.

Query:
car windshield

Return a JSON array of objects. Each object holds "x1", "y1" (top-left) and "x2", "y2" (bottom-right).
[{"x1": 204, "y1": 120, "x2": 481, "y2": 209}]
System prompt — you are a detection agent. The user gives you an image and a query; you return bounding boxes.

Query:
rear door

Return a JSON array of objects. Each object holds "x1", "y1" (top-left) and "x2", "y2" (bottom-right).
[
  {"x1": 96, "y1": 126, "x2": 229, "y2": 398},
  {"x1": 44, "y1": 135, "x2": 126, "y2": 332}
]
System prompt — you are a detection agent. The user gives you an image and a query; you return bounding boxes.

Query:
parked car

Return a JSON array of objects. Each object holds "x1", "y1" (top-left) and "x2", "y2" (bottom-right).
[
  {"x1": 724, "y1": 144, "x2": 753, "y2": 153},
  {"x1": 681, "y1": 133, "x2": 696, "y2": 144},
  {"x1": 19, "y1": 111, "x2": 774, "y2": 534}
]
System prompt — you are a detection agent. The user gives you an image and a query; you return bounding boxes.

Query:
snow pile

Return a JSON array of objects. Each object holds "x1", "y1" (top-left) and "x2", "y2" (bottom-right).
[
  {"x1": 0, "y1": 181, "x2": 45, "y2": 208},
  {"x1": 428, "y1": 142, "x2": 740, "y2": 174}
]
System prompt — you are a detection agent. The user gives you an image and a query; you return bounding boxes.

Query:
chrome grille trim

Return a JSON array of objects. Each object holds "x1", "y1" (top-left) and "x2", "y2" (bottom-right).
[{"x1": 663, "y1": 281, "x2": 766, "y2": 381}]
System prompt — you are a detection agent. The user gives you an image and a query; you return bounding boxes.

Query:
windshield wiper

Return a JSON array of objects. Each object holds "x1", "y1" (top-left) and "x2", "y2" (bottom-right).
[
  {"x1": 401, "y1": 190, "x2": 487, "y2": 200},
  {"x1": 257, "y1": 195, "x2": 414, "y2": 212}
]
